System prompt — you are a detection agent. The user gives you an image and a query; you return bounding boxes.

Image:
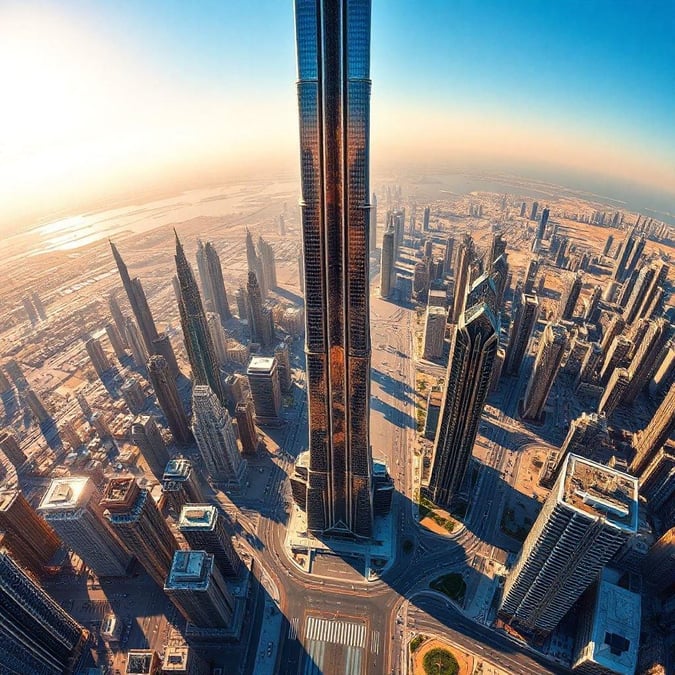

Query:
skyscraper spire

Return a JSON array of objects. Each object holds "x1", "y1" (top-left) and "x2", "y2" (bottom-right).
[{"x1": 174, "y1": 232, "x2": 226, "y2": 404}]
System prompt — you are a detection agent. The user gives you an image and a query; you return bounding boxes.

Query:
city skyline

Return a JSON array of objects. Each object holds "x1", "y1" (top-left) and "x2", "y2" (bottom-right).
[{"x1": 1, "y1": 0, "x2": 674, "y2": 233}]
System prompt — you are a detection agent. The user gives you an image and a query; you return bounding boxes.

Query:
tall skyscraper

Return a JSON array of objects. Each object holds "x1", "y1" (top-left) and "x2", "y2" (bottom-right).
[
  {"x1": 523, "y1": 258, "x2": 539, "y2": 294},
  {"x1": 425, "y1": 303, "x2": 499, "y2": 506},
  {"x1": 130, "y1": 414, "x2": 171, "y2": 477},
  {"x1": 162, "y1": 459, "x2": 205, "y2": 514},
  {"x1": 599, "y1": 335, "x2": 632, "y2": 384},
  {"x1": 0, "y1": 429, "x2": 27, "y2": 469},
  {"x1": 246, "y1": 357, "x2": 282, "y2": 426},
  {"x1": 559, "y1": 272, "x2": 582, "y2": 321},
  {"x1": 422, "y1": 306, "x2": 447, "y2": 360},
  {"x1": 105, "y1": 322, "x2": 127, "y2": 361},
  {"x1": 125, "y1": 318, "x2": 149, "y2": 368},
  {"x1": 85, "y1": 336, "x2": 112, "y2": 379},
  {"x1": 522, "y1": 323, "x2": 567, "y2": 421},
  {"x1": 537, "y1": 207, "x2": 550, "y2": 240},
  {"x1": 164, "y1": 550, "x2": 234, "y2": 628},
  {"x1": 369, "y1": 192, "x2": 378, "y2": 251},
  {"x1": 178, "y1": 504, "x2": 241, "y2": 577},
  {"x1": 443, "y1": 236, "x2": 455, "y2": 277},
  {"x1": 639, "y1": 443, "x2": 674, "y2": 514},
  {"x1": 583, "y1": 285, "x2": 602, "y2": 323},
  {"x1": 207, "y1": 312, "x2": 229, "y2": 366},
  {"x1": 422, "y1": 205, "x2": 430, "y2": 232},
  {"x1": 598, "y1": 368, "x2": 631, "y2": 417},
  {"x1": 293, "y1": 0, "x2": 376, "y2": 538},
  {"x1": 235, "y1": 399, "x2": 259, "y2": 455},
  {"x1": 147, "y1": 356, "x2": 192, "y2": 445},
  {"x1": 0, "y1": 551, "x2": 87, "y2": 675},
  {"x1": 151, "y1": 332, "x2": 180, "y2": 380},
  {"x1": 174, "y1": 233, "x2": 225, "y2": 403},
  {"x1": 505, "y1": 292, "x2": 539, "y2": 375},
  {"x1": 108, "y1": 292, "x2": 128, "y2": 343},
  {"x1": 623, "y1": 318, "x2": 670, "y2": 404},
  {"x1": 110, "y1": 241, "x2": 159, "y2": 353},
  {"x1": 22, "y1": 387, "x2": 50, "y2": 423},
  {"x1": 612, "y1": 228, "x2": 638, "y2": 282},
  {"x1": 530, "y1": 201, "x2": 539, "y2": 221},
  {"x1": 258, "y1": 236, "x2": 278, "y2": 290},
  {"x1": 500, "y1": 455, "x2": 638, "y2": 635},
  {"x1": 101, "y1": 476, "x2": 179, "y2": 588},
  {"x1": 451, "y1": 234, "x2": 474, "y2": 323},
  {"x1": 379, "y1": 222, "x2": 395, "y2": 298},
  {"x1": 191, "y1": 385, "x2": 246, "y2": 486},
  {"x1": 245, "y1": 228, "x2": 267, "y2": 298},
  {"x1": 246, "y1": 271, "x2": 274, "y2": 348},
  {"x1": 39, "y1": 477, "x2": 132, "y2": 577},
  {"x1": 0, "y1": 488, "x2": 61, "y2": 578}
]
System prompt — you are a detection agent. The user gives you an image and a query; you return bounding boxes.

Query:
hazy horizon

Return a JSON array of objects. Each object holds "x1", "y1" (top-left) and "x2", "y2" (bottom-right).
[{"x1": 1, "y1": 0, "x2": 674, "y2": 233}]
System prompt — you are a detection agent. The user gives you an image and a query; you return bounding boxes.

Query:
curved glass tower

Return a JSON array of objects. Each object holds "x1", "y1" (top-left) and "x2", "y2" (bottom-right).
[{"x1": 295, "y1": 0, "x2": 374, "y2": 538}]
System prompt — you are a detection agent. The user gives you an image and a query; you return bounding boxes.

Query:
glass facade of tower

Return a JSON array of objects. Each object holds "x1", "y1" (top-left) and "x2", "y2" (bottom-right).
[{"x1": 295, "y1": 0, "x2": 374, "y2": 538}]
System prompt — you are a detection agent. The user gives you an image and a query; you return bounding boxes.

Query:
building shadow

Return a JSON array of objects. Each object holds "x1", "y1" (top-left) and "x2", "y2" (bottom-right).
[
  {"x1": 1, "y1": 390, "x2": 19, "y2": 422},
  {"x1": 274, "y1": 287, "x2": 304, "y2": 306},
  {"x1": 370, "y1": 368, "x2": 415, "y2": 406}
]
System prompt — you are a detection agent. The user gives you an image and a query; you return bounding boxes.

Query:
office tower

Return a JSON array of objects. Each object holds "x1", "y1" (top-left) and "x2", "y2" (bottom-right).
[
  {"x1": 175, "y1": 233, "x2": 225, "y2": 403},
  {"x1": 23, "y1": 387, "x2": 50, "y2": 423},
  {"x1": 539, "y1": 412, "x2": 609, "y2": 488},
  {"x1": 412, "y1": 261, "x2": 430, "y2": 301},
  {"x1": 204, "y1": 242, "x2": 232, "y2": 322},
  {"x1": 246, "y1": 271, "x2": 273, "y2": 348},
  {"x1": 650, "y1": 342, "x2": 675, "y2": 396},
  {"x1": 575, "y1": 342, "x2": 603, "y2": 389},
  {"x1": 612, "y1": 229, "x2": 637, "y2": 282},
  {"x1": 379, "y1": 222, "x2": 395, "y2": 298},
  {"x1": 0, "y1": 429, "x2": 27, "y2": 469},
  {"x1": 22, "y1": 295, "x2": 39, "y2": 325},
  {"x1": 178, "y1": 504, "x2": 240, "y2": 577},
  {"x1": 538, "y1": 208, "x2": 550, "y2": 240},
  {"x1": 600, "y1": 315, "x2": 625, "y2": 355},
  {"x1": 162, "y1": 645, "x2": 208, "y2": 675},
  {"x1": 152, "y1": 333, "x2": 180, "y2": 380},
  {"x1": 162, "y1": 459, "x2": 204, "y2": 513},
  {"x1": 164, "y1": 550, "x2": 234, "y2": 628},
  {"x1": 368, "y1": 192, "x2": 378, "y2": 251},
  {"x1": 235, "y1": 287, "x2": 249, "y2": 323},
  {"x1": 571, "y1": 571, "x2": 640, "y2": 675},
  {"x1": 623, "y1": 264, "x2": 656, "y2": 324},
  {"x1": 120, "y1": 377, "x2": 144, "y2": 414},
  {"x1": 195, "y1": 240, "x2": 213, "y2": 311},
  {"x1": 90, "y1": 411, "x2": 111, "y2": 439},
  {"x1": 422, "y1": 306, "x2": 447, "y2": 360},
  {"x1": 420, "y1": 204, "x2": 429, "y2": 232},
  {"x1": 522, "y1": 323, "x2": 567, "y2": 421},
  {"x1": 625, "y1": 235, "x2": 646, "y2": 279},
  {"x1": 147, "y1": 356, "x2": 191, "y2": 444},
  {"x1": 530, "y1": 201, "x2": 539, "y2": 221},
  {"x1": 602, "y1": 234, "x2": 614, "y2": 256},
  {"x1": 639, "y1": 443, "x2": 675, "y2": 513},
  {"x1": 110, "y1": 242, "x2": 159, "y2": 353},
  {"x1": 599, "y1": 336, "x2": 632, "y2": 385},
  {"x1": 223, "y1": 373, "x2": 246, "y2": 412},
  {"x1": 127, "y1": 651, "x2": 161, "y2": 675},
  {"x1": 246, "y1": 357, "x2": 282, "y2": 426},
  {"x1": 125, "y1": 318, "x2": 149, "y2": 369},
  {"x1": 85, "y1": 336, "x2": 112, "y2": 379},
  {"x1": 424, "y1": 387, "x2": 443, "y2": 440},
  {"x1": 0, "y1": 551, "x2": 87, "y2": 675},
  {"x1": 76, "y1": 391, "x2": 92, "y2": 420},
  {"x1": 559, "y1": 273, "x2": 582, "y2": 321},
  {"x1": 618, "y1": 268, "x2": 640, "y2": 308},
  {"x1": 443, "y1": 236, "x2": 454, "y2": 277},
  {"x1": 505, "y1": 292, "x2": 539, "y2": 375},
  {"x1": 275, "y1": 342, "x2": 292, "y2": 393},
  {"x1": 192, "y1": 385, "x2": 246, "y2": 485},
  {"x1": 623, "y1": 318, "x2": 670, "y2": 404},
  {"x1": 207, "y1": 312, "x2": 229, "y2": 366},
  {"x1": 630, "y1": 380, "x2": 675, "y2": 475},
  {"x1": 425, "y1": 303, "x2": 498, "y2": 506},
  {"x1": 499, "y1": 455, "x2": 638, "y2": 635},
  {"x1": 297, "y1": 248, "x2": 305, "y2": 296},
  {"x1": 105, "y1": 322, "x2": 127, "y2": 361},
  {"x1": 524, "y1": 258, "x2": 539, "y2": 294},
  {"x1": 58, "y1": 419, "x2": 82, "y2": 450},
  {"x1": 245, "y1": 228, "x2": 267, "y2": 298},
  {"x1": 39, "y1": 477, "x2": 132, "y2": 577},
  {"x1": 466, "y1": 272, "x2": 498, "y2": 316},
  {"x1": 519, "y1": 202, "x2": 527, "y2": 218},
  {"x1": 258, "y1": 236, "x2": 278, "y2": 290},
  {"x1": 391, "y1": 209, "x2": 405, "y2": 251},
  {"x1": 643, "y1": 528, "x2": 675, "y2": 591},
  {"x1": 101, "y1": 476, "x2": 179, "y2": 588},
  {"x1": 0, "y1": 488, "x2": 61, "y2": 577},
  {"x1": 108, "y1": 292, "x2": 128, "y2": 342},
  {"x1": 451, "y1": 234, "x2": 474, "y2": 322},
  {"x1": 490, "y1": 254, "x2": 508, "y2": 308},
  {"x1": 235, "y1": 399, "x2": 259, "y2": 454},
  {"x1": 130, "y1": 414, "x2": 170, "y2": 477},
  {"x1": 583, "y1": 285, "x2": 602, "y2": 323}
]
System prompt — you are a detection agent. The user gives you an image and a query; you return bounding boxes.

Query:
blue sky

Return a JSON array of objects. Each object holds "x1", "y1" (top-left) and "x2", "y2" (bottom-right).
[{"x1": 1, "y1": 0, "x2": 673, "y2": 226}]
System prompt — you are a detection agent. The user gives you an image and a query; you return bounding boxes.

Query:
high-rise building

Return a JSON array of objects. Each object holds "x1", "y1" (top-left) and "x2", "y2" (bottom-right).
[
  {"x1": 174, "y1": 232, "x2": 225, "y2": 403},
  {"x1": 613, "y1": 229, "x2": 638, "y2": 282},
  {"x1": 422, "y1": 205, "x2": 430, "y2": 232},
  {"x1": 105, "y1": 322, "x2": 127, "y2": 361},
  {"x1": 0, "y1": 429, "x2": 27, "y2": 469},
  {"x1": 246, "y1": 271, "x2": 274, "y2": 348},
  {"x1": 0, "y1": 551, "x2": 87, "y2": 675},
  {"x1": 622, "y1": 318, "x2": 670, "y2": 404},
  {"x1": 178, "y1": 504, "x2": 241, "y2": 577},
  {"x1": 120, "y1": 377, "x2": 146, "y2": 414},
  {"x1": 425, "y1": 303, "x2": 498, "y2": 506},
  {"x1": 125, "y1": 318, "x2": 149, "y2": 369},
  {"x1": 151, "y1": 333, "x2": 180, "y2": 380},
  {"x1": 630, "y1": 379, "x2": 675, "y2": 475},
  {"x1": 297, "y1": 248, "x2": 305, "y2": 295},
  {"x1": 538, "y1": 208, "x2": 550, "y2": 240},
  {"x1": 530, "y1": 201, "x2": 539, "y2": 221},
  {"x1": 559, "y1": 273, "x2": 582, "y2": 321},
  {"x1": 258, "y1": 236, "x2": 278, "y2": 290},
  {"x1": 274, "y1": 342, "x2": 293, "y2": 393},
  {"x1": 76, "y1": 391, "x2": 92, "y2": 420},
  {"x1": 598, "y1": 368, "x2": 631, "y2": 417},
  {"x1": 451, "y1": 234, "x2": 474, "y2": 323},
  {"x1": 101, "y1": 476, "x2": 179, "y2": 588},
  {"x1": 246, "y1": 357, "x2": 282, "y2": 426},
  {"x1": 0, "y1": 488, "x2": 61, "y2": 577},
  {"x1": 639, "y1": 443, "x2": 674, "y2": 514},
  {"x1": 161, "y1": 459, "x2": 204, "y2": 514},
  {"x1": 164, "y1": 550, "x2": 234, "y2": 628},
  {"x1": 58, "y1": 419, "x2": 82, "y2": 450},
  {"x1": 575, "y1": 341, "x2": 603, "y2": 388},
  {"x1": 207, "y1": 312, "x2": 229, "y2": 366},
  {"x1": 39, "y1": 477, "x2": 132, "y2": 577},
  {"x1": 602, "y1": 234, "x2": 614, "y2": 257},
  {"x1": 23, "y1": 387, "x2": 51, "y2": 423},
  {"x1": 524, "y1": 258, "x2": 539, "y2": 294},
  {"x1": 369, "y1": 192, "x2": 378, "y2": 251},
  {"x1": 147, "y1": 356, "x2": 191, "y2": 445},
  {"x1": 490, "y1": 254, "x2": 509, "y2": 308},
  {"x1": 583, "y1": 285, "x2": 602, "y2": 323},
  {"x1": 443, "y1": 236, "x2": 455, "y2": 277},
  {"x1": 539, "y1": 412, "x2": 608, "y2": 488},
  {"x1": 520, "y1": 202, "x2": 527, "y2": 218},
  {"x1": 108, "y1": 293, "x2": 128, "y2": 343},
  {"x1": 110, "y1": 241, "x2": 159, "y2": 353},
  {"x1": 379, "y1": 222, "x2": 395, "y2": 298},
  {"x1": 293, "y1": 0, "x2": 377, "y2": 539},
  {"x1": 643, "y1": 527, "x2": 675, "y2": 591},
  {"x1": 192, "y1": 385, "x2": 246, "y2": 485},
  {"x1": 162, "y1": 646, "x2": 208, "y2": 675},
  {"x1": 422, "y1": 306, "x2": 447, "y2": 360},
  {"x1": 130, "y1": 415, "x2": 171, "y2": 478},
  {"x1": 599, "y1": 336, "x2": 632, "y2": 385},
  {"x1": 499, "y1": 455, "x2": 638, "y2": 635},
  {"x1": 197, "y1": 241, "x2": 232, "y2": 324},
  {"x1": 505, "y1": 292, "x2": 539, "y2": 375},
  {"x1": 235, "y1": 399, "x2": 259, "y2": 455},
  {"x1": 522, "y1": 323, "x2": 567, "y2": 421}
]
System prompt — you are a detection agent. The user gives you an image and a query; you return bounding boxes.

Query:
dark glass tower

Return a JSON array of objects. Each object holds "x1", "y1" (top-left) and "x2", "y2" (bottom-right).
[
  {"x1": 295, "y1": 0, "x2": 375, "y2": 538},
  {"x1": 147, "y1": 356, "x2": 192, "y2": 445},
  {"x1": 197, "y1": 240, "x2": 232, "y2": 324},
  {"x1": 174, "y1": 232, "x2": 226, "y2": 404}
]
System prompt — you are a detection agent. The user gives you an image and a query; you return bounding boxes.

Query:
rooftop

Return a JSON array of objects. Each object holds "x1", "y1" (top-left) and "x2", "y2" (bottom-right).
[
  {"x1": 247, "y1": 356, "x2": 276, "y2": 374},
  {"x1": 126, "y1": 650, "x2": 158, "y2": 675},
  {"x1": 100, "y1": 476, "x2": 140, "y2": 512},
  {"x1": 165, "y1": 550, "x2": 212, "y2": 589},
  {"x1": 560, "y1": 455, "x2": 638, "y2": 532},
  {"x1": 0, "y1": 489, "x2": 19, "y2": 512},
  {"x1": 39, "y1": 476, "x2": 90, "y2": 511},
  {"x1": 178, "y1": 504, "x2": 217, "y2": 529},
  {"x1": 162, "y1": 646, "x2": 191, "y2": 672},
  {"x1": 163, "y1": 458, "x2": 192, "y2": 481}
]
